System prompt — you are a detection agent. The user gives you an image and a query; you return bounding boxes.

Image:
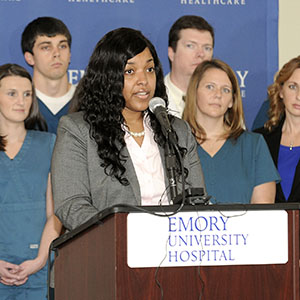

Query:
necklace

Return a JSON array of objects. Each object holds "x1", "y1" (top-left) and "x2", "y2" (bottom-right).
[{"x1": 129, "y1": 130, "x2": 145, "y2": 137}]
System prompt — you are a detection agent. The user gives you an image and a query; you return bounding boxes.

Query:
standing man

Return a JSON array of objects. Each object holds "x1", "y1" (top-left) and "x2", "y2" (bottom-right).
[
  {"x1": 165, "y1": 15, "x2": 214, "y2": 117},
  {"x1": 22, "y1": 17, "x2": 76, "y2": 133}
]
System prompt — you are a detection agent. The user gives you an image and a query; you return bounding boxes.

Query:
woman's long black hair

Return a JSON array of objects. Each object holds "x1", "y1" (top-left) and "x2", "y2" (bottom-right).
[{"x1": 74, "y1": 28, "x2": 184, "y2": 185}]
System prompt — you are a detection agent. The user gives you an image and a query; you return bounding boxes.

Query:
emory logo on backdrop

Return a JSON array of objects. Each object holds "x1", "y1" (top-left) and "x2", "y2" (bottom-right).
[
  {"x1": 68, "y1": 0, "x2": 134, "y2": 3},
  {"x1": 236, "y1": 70, "x2": 248, "y2": 98},
  {"x1": 0, "y1": 0, "x2": 21, "y2": 2},
  {"x1": 68, "y1": 69, "x2": 85, "y2": 84},
  {"x1": 181, "y1": 0, "x2": 246, "y2": 5}
]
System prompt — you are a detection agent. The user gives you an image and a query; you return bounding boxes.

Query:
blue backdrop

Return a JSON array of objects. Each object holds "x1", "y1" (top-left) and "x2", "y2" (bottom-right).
[{"x1": 0, "y1": 0, "x2": 278, "y2": 128}]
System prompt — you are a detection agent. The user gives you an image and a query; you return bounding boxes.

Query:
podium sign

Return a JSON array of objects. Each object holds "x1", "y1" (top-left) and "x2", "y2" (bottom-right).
[
  {"x1": 53, "y1": 205, "x2": 300, "y2": 300},
  {"x1": 127, "y1": 210, "x2": 288, "y2": 268}
]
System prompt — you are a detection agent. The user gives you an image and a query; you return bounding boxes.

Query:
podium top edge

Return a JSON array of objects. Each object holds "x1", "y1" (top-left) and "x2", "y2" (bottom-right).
[{"x1": 51, "y1": 202, "x2": 300, "y2": 249}]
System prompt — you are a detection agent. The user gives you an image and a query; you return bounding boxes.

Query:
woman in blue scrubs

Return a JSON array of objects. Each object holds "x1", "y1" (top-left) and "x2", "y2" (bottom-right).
[
  {"x1": 0, "y1": 64, "x2": 61, "y2": 299},
  {"x1": 183, "y1": 59, "x2": 280, "y2": 204}
]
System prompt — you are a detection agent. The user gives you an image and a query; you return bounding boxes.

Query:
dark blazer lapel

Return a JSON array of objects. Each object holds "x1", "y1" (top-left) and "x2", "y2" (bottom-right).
[
  {"x1": 263, "y1": 120, "x2": 283, "y2": 166},
  {"x1": 257, "y1": 119, "x2": 286, "y2": 202},
  {"x1": 268, "y1": 121, "x2": 286, "y2": 202},
  {"x1": 289, "y1": 160, "x2": 300, "y2": 202},
  {"x1": 263, "y1": 118, "x2": 300, "y2": 202}
]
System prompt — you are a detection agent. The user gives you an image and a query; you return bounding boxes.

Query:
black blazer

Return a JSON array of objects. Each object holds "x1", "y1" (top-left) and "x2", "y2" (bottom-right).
[{"x1": 255, "y1": 118, "x2": 300, "y2": 202}]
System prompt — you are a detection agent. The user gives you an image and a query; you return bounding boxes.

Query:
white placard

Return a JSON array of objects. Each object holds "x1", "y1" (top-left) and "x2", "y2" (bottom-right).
[{"x1": 127, "y1": 210, "x2": 288, "y2": 268}]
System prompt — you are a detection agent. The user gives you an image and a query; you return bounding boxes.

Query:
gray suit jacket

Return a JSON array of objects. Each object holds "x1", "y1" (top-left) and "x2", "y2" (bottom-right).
[{"x1": 52, "y1": 112, "x2": 206, "y2": 230}]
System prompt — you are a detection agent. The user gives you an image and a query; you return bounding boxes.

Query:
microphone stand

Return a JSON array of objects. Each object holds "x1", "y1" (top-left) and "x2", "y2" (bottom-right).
[
  {"x1": 157, "y1": 109, "x2": 210, "y2": 206},
  {"x1": 164, "y1": 132, "x2": 178, "y2": 202},
  {"x1": 165, "y1": 131, "x2": 210, "y2": 206}
]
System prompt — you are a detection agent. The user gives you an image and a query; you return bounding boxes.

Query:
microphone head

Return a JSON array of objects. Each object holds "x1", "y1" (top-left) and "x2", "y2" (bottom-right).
[{"x1": 149, "y1": 97, "x2": 166, "y2": 113}]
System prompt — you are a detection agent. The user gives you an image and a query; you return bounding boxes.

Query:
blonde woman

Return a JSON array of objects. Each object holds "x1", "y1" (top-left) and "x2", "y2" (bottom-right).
[{"x1": 183, "y1": 59, "x2": 280, "y2": 204}]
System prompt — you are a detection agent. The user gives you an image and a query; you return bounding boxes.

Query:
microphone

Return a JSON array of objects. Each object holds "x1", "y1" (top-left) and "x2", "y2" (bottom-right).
[
  {"x1": 149, "y1": 97, "x2": 178, "y2": 200},
  {"x1": 149, "y1": 97, "x2": 173, "y2": 138}
]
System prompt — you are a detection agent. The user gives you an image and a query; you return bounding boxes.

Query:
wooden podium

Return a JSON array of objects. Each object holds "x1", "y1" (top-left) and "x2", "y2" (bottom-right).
[{"x1": 51, "y1": 204, "x2": 300, "y2": 300}]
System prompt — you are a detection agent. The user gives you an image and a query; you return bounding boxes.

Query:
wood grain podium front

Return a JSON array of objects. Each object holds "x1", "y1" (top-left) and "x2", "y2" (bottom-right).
[{"x1": 51, "y1": 204, "x2": 300, "y2": 300}]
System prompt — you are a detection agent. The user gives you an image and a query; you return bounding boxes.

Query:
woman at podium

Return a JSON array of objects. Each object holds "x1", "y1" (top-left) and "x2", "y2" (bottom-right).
[
  {"x1": 183, "y1": 59, "x2": 280, "y2": 204},
  {"x1": 255, "y1": 56, "x2": 300, "y2": 202},
  {"x1": 0, "y1": 64, "x2": 61, "y2": 299},
  {"x1": 51, "y1": 28, "x2": 206, "y2": 231}
]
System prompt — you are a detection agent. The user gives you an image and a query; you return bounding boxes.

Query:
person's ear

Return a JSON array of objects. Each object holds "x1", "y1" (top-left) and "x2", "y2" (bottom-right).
[
  {"x1": 24, "y1": 52, "x2": 35, "y2": 66},
  {"x1": 168, "y1": 47, "x2": 175, "y2": 63},
  {"x1": 279, "y1": 87, "x2": 283, "y2": 99}
]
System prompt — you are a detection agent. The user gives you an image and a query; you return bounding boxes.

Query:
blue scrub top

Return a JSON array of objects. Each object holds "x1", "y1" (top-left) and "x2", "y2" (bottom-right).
[
  {"x1": 0, "y1": 131, "x2": 55, "y2": 295},
  {"x1": 197, "y1": 131, "x2": 280, "y2": 204},
  {"x1": 38, "y1": 98, "x2": 70, "y2": 134}
]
